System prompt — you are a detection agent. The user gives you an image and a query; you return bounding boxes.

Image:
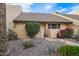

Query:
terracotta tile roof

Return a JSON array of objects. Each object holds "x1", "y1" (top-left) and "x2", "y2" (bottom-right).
[{"x1": 13, "y1": 12, "x2": 72, "y2": 23}]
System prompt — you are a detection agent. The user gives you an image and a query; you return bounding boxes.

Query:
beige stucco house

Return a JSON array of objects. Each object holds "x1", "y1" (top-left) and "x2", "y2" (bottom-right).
[
  {"x1": 6, "y1": 5, "x2": 79, "y2": 39},
  {"x1": 13, "y1": 13, "x2": 74, "y2": 39}
]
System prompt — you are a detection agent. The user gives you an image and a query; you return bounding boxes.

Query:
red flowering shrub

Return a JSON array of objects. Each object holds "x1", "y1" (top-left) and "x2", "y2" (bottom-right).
[
  {"x1": 57, "y1": 28, "x2": 73, "y2": 38},
  {"x1": 56, "y1": 32, "x2": 60, "y2": 38}
]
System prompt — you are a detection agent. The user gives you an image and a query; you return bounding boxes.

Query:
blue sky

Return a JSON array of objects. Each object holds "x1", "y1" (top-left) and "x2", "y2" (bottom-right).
[{"x1": 10, "y1": 3, "x2": 79, "y2": 14}]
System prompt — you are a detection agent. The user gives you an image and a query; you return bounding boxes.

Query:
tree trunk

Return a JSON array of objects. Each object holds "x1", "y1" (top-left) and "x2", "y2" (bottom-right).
[{"x1": 0, "y1": 3, "x2": 8, "y2": 56}]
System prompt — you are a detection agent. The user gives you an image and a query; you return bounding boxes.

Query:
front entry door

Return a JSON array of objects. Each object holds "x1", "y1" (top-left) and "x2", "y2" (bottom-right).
[{"x1": 47, "y1": 23, "x2": 60, "y2": 38}]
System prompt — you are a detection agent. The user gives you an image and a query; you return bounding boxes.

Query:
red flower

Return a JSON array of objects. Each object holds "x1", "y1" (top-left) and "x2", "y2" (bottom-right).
[{"x1": 56, "y1": 31, "x2": 60, "y2": 38}]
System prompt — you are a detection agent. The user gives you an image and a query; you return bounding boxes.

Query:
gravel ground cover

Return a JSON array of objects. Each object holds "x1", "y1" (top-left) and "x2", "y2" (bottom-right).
[{"x1": 8, "y1": 38, "x2": 64, "y2": 56}]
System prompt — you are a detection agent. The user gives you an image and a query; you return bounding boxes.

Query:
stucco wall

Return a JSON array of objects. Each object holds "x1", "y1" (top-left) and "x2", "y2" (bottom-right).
[
  {"x1": 13, "y1": 23, "x2": 27, "y2": 39},
  {"x1": 6, "y1": 5, "x2": 22, "y2": 31},
  {"x1": 13, "y1": 22, "x2": 72, "y2": 39},
  {"x1": 72, "y1": 25, "x2": 79, "y2": 35},
  {"x1": 40, "y1": 23, "x2": 46, "y2": 38},
  {"x1": 13, "y1": 23, "x2": 42, "y2": 39}
]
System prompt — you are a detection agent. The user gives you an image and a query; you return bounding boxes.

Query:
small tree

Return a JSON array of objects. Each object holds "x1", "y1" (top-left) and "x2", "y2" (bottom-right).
[{"x1": 25, "y1": 22, "x2": 40, "y2": 38}]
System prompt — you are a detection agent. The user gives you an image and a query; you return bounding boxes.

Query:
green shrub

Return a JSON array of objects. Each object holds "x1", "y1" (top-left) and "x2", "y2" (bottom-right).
[
  {"x1": 25, "y1": 22, "x2": 40, "y2": 38},
  {"x1": 72, "y1": 30, "x2": 79, "y2": 41},
  {"x1": 73, "y1": 35, "x2": 79, "y2": 41},
  {"x1": 58, "y1": 45, "x2": 79, "y2": 56},
  {"x1": 8, "y1": 29, "x2": 17, "y2": 40},
  {"x1": 22, "y1": 40, "x2": 33, "y2": 49},
  {"x1": 60, "y1": 28, "x2": 73, "y2": 38}
]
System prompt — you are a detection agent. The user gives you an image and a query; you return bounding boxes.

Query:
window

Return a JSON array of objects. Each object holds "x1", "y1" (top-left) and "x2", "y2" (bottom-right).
[{"x1": 48, "y1": 24, "x2": 60, "y2": 29}]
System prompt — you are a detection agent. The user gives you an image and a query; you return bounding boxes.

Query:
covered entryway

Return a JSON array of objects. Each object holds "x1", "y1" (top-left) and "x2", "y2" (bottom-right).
[
  {"x1": 47, "y1": 23, "x2": 60, "y2": 38},
  {"x1": 41, "y1": 23, "x2": 73, "y2": 39},
  {"x1": 40, "y1": 22, "x2": 61, "y2": 38}
]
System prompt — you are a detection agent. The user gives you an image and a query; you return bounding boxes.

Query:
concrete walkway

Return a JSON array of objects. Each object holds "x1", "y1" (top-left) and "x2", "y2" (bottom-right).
[{"x1": 45, "y1": 38, "x2": 79, "y2": 46}]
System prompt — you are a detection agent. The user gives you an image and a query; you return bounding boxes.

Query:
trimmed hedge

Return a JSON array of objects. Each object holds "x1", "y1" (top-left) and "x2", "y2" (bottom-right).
[
  {"x1": 58, "y1": 45, "x2": 79, "y2": 56},
  {"x1": 25, "y1": 22, "x2": 40, "y2": 38}
]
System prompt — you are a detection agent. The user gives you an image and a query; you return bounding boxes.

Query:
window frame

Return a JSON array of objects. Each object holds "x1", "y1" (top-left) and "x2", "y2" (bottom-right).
[{"x1": 48, "y1": 23, "x2": 60, "y2": 29}]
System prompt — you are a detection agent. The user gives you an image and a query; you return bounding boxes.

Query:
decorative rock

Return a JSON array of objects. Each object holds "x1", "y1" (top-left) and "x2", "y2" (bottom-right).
[{"x1": 7, "y1": 39, "x2": 64, "y2": 56}]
